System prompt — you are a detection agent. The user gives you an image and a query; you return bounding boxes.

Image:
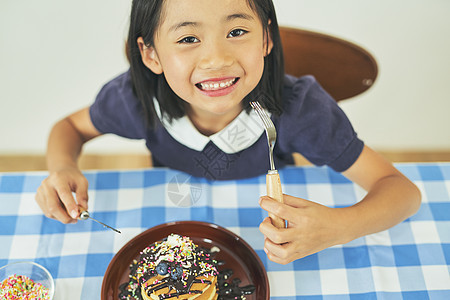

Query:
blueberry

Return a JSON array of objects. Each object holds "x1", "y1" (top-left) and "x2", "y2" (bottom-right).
[
  {"x1": 171, "y1": 266, "x2": 183, "y2": 280},
  {"x1": 156, "y1": 261, "x2": 169, "y2": 275}
]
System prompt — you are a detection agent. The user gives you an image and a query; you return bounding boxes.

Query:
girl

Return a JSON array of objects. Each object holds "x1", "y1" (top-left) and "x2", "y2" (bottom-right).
[{"x1": 35, "y1": 0, "x2": 421, "y2": 264}]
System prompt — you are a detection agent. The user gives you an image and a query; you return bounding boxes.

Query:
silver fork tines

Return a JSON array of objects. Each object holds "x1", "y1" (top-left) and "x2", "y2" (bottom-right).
[{"x1": 250, "y1": 101, "x2": 277, "y2": 172}]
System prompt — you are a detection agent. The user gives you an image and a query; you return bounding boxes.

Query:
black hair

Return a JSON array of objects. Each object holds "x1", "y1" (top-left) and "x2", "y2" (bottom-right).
[{"x1": 127, "y1": 0, "x2": 284, "y2": 128}]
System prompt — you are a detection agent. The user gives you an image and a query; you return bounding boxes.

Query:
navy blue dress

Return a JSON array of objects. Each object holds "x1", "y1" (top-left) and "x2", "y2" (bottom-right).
[{"x1": 90, "y1": 71, "x2": 364, "y2": 180}]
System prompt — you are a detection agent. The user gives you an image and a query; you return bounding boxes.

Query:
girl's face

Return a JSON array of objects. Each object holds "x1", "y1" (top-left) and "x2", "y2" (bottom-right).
[{"x1": 139, "y1": 0, "x2": 272, "y2": 120}]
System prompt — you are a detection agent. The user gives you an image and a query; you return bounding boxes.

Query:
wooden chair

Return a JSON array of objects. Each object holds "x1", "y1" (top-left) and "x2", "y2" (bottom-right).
[{"x1": 279, "y1": 26, "x2": 378, "y2": 101}]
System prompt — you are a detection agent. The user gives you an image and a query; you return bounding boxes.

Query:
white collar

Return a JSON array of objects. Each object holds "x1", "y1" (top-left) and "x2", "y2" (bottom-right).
[{"x1": 154, "y1": 99, "x2": 266, "y2": 154}]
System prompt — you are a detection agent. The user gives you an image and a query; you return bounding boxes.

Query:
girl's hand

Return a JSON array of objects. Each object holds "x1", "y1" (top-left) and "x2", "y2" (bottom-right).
[
  {"x1": 259, "y1": 146, "x2": 421, "y2": 265},
  {"x1": 35, "y1": 166, "x2": 88, "y2": 224},
  {"x1": 36, "y1": 107, "x2": 99, "y2": 224},
  {"x1": 259, "y1": 194, "x2": 349, "y2": 265}
]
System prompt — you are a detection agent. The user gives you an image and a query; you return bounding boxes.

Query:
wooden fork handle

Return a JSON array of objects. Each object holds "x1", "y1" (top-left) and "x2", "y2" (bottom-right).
[{"x1": 266, "y1": 172, "x2": 286, "y2": 228}]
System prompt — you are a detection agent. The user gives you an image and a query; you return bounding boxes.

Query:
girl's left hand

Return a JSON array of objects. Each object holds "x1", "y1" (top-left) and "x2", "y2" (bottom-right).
[{"x1": 259, "y1": 194, "x2": 350, "y2": 264}]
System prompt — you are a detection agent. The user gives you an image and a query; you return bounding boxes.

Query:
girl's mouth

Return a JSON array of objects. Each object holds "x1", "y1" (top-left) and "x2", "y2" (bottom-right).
[{"x1": 195, "y1": 78, "x2": 239, "y2": 91}]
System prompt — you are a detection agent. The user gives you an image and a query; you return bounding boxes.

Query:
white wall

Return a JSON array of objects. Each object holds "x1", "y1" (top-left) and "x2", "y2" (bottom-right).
[
  {"x1": 1, "y1": 0, "x2": 449, "y2": 155},
  {"x1": 274, "y1": 0, "x2": 450, "y2": 151}
]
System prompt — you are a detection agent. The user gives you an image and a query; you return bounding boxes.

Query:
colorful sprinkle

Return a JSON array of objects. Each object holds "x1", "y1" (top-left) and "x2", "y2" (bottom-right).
[{"x1": 0, "y1": 274, "x2": 50, "y2": 300}]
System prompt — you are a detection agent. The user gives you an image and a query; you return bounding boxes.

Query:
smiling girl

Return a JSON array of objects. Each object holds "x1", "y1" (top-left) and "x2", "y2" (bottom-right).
[{"x1": 35, "y1": 0, "x2": 421, "y2": 264}]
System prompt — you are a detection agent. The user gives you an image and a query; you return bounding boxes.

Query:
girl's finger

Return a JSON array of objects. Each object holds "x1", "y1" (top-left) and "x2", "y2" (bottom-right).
[
  {"x1": 41, "y1": 185, "x2": 72, "y2": 223},
  {"x1": 35, "y1": 187, "x2": 53, "y2": 219},
  {"x1": 264, "y1": 238, "x2": 290, "y2": 259},
  {"x1": 53, "y1": 184, "x2": 79, "y2": 222},
  {"x1": 259, "y1": 218, "x2": 295, "y2": 244},
  {"x1": 282, "y1": 194, "x2": 311, "y2": 207},
  {"x1": 264, "y1": 239, "x2": 299, "y2": 265},
  {"x1": 75, "y1": 179, "x2": 89, "y2": 210},
  {"x1": 259, "y1": 196, "x2": 297, "y2": 221},
  {"x1": 261, "y1": 216, "x2": 272, "y2": 226},
  {"x1": 265, "y1": 250, "x2": 302, "y2": 265}
]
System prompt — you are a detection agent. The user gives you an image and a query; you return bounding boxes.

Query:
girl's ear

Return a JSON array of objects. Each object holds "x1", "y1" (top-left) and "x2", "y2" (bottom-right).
[
  {"x1": 264, "y1": 34, "x2": 273, "y2": 57},
  {"x1": 264, "y1": 21, "x2": 274, "y2": 57},
  {"x1": 137, "y1": 37, "x2": 163, "y2": 74}
]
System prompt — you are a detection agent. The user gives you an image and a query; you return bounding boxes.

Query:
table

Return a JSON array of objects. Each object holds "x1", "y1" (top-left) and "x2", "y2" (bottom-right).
[{"x1": 1, "y1": 163, "x2": 449, "y2": 299}]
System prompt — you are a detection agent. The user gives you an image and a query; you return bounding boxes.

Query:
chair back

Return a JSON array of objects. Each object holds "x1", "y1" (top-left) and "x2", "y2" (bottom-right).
[{"x1": 279, "y1": 26, "x2": 378, "y2": 101}]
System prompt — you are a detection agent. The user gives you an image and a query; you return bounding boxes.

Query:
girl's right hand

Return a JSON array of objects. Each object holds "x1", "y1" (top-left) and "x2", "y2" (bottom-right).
[{"x1": 35, "y1": 166, "x2": 89, "y2": 224}]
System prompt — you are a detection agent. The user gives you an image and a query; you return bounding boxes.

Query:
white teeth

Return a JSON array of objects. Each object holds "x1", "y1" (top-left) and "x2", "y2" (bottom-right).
[{"x1": 199, "y1": 78, "x2": 236, "y2": 90}]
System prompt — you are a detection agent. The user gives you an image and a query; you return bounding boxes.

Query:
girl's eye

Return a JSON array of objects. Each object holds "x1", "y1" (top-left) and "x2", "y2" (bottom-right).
[
  {"x1": 228, "y1": 28, "x2": 248, "y2": 38},
  {"x1": 178, "y1": 36, "x2": 199, "y2": 44}
]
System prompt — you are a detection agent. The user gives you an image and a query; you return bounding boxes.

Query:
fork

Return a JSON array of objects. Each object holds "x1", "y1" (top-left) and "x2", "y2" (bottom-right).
[
  {"x1": 79, "y1": 210, "x2": 121, "y2": 234},
  {"x1": 250, "y1": 101, "x2": 286, "y2": 229}
]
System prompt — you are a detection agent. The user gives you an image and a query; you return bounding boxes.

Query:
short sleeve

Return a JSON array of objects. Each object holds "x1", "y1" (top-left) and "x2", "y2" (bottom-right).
[
  {"x1": 89, "y1": 71, "x2": 146, "y2": 139},
  {"x1": 278, "y1": 75, "x2": 364, "y2": 172}
]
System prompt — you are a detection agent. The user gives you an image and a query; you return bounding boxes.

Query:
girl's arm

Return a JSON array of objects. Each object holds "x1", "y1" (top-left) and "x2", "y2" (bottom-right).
[
  {"x1": 259, "y1": 145, "x2": 421, "y2": 264},
  {"x1": 35, "y1": 107, "x2": 101, "y2": 224},
  {"x1": 339, "y1": 146, "x2": 421, "y2": 240}
]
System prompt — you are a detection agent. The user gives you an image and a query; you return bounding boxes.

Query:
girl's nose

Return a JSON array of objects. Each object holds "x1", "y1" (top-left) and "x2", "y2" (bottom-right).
[{"x1": 198, "y1": 40, "x2": 233, "y2": 70}]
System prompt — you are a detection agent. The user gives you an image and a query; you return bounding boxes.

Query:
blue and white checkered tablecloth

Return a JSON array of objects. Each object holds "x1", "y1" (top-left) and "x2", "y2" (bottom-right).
[{"x1": 0, "y1": 163, "x2": 449, "y2": 299}]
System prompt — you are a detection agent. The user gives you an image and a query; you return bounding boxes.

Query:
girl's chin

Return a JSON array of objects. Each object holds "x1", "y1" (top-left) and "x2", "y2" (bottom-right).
[{"x1": 189, "y1": 101, "x2": 243, "y2": 117}]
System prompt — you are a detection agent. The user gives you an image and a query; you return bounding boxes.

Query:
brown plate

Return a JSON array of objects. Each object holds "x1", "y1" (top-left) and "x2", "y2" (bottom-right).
[{"x1": 101, "y1": 221, "x2": 269, "y2": 300}]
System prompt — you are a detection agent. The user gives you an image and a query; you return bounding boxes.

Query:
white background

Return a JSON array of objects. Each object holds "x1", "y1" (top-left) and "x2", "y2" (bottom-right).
[{"x1": 1, "y1": 0, "x2": 449, "y2": 155}]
